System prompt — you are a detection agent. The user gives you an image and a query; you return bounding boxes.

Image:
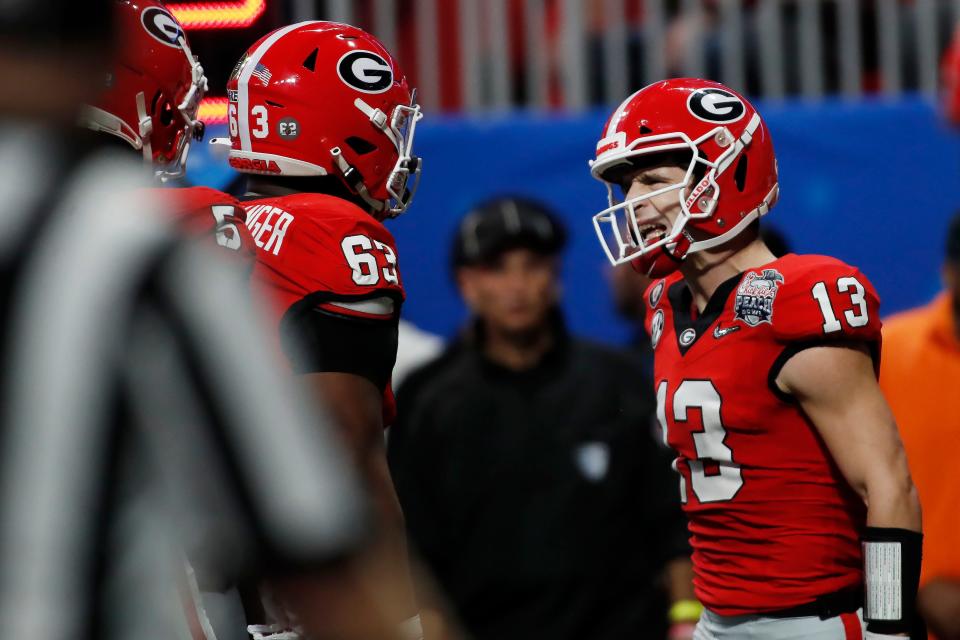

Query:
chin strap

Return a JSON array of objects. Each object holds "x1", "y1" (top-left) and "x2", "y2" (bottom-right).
[
  {"x1": 135, "y1": 91, "x2": 154, "y2": 167},
  {"x1": 686, "y1": 183, "x2": 779, "y2": 254},
  {"x1": 329, "y1": 146, "x2": 386, "y2": 214}
]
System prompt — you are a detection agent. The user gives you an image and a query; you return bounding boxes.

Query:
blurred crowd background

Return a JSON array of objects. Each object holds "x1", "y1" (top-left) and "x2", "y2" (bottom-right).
[{"x1": 185, "y1": 0, "x2": 960, "y2": 343}]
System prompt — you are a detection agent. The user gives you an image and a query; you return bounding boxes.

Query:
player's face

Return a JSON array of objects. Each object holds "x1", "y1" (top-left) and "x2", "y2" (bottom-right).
[
  {"x1": 618, "y1": 163, "x2": 689, "y2": 247},
  {"x1": 458, "y1": 248, "x2": 560, "y2": 335}
]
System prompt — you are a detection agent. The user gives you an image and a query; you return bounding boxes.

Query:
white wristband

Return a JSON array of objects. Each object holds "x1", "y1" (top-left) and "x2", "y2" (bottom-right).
[
  {"x1": 399, "y1": 613, "x2": 423, "y2": 640},
  {"x1": 864, "y1": 632, "x2": 907, "y2": 640}
]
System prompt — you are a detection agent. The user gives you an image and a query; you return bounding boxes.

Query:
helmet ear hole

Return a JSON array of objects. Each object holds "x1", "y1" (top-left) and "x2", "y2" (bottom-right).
[
  {"x1": 151, "y1": 90, "x2": 174, "y2": 127},
  {"x1": 345, "y1": 136, "x2": 378, "y2": 155},
  {"x1": 303, "y1": 48, "x2": 319, "y2": 72},
  {"x1": 734, "y1": 154, "x2": 748, "y2": 192}
]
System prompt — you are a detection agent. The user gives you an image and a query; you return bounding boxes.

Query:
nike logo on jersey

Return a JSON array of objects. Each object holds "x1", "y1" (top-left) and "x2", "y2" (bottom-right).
[{"x1": 713, "y1": 323, "x2": 741, "y2": 339}]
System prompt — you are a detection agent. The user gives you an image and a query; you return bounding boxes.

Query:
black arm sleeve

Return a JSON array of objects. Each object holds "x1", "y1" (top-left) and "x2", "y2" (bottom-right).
[{"x1": 280, "y1": 305, "x2": 399, "y2": 391}]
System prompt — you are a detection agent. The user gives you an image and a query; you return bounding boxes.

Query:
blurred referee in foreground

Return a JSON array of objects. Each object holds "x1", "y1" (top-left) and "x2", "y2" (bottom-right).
[
  {"x1": 389, "y1": 198, "x2": 696, "y2": 640},
  {"x1": 0, "y1": 4, "x2": 406, "y2": 639}
]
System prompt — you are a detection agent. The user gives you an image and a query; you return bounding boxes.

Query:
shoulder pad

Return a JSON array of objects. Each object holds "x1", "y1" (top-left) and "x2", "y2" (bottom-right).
[
  {"x1": 743, "y1": 254, "x2": 882, "y2": 343},
  {"x1": 245, "y1": 194, "x2": 404, "y2": 301}
]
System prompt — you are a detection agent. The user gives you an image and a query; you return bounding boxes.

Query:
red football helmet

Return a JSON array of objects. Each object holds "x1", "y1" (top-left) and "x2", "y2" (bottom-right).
[
  {"x1": 221, "y1": 21, "x2": 422, "y2": 218},
  {"x1": 589, "y1": 78, "x2": 779, "y2": 275},
  {"x1": 82, "y1": 0, "x2": 207, "y2": 181}
]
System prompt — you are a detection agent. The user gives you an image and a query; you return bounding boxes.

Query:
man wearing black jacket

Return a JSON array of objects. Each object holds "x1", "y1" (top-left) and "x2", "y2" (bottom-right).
[{"x1": 388, "y1": 197, "x2": 695, "y2": 640}]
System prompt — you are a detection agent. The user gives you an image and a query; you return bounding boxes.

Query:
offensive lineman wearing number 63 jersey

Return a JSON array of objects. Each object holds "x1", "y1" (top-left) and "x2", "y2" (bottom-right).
[
  {"x1": 589, "y1": 78, "x2": 923, "y2": 639},
  {"x1": 221, "y1": 21, "x2": 425, "y2": 638}
]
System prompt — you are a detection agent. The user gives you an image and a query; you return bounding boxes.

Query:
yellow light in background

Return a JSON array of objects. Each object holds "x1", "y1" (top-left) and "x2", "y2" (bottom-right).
[
  {"x1": 199, "y1": 97, "x2": 230, "y2": 125},
  {"x1": 168, "y1": 0, "x2": 267, "y2": 30}
]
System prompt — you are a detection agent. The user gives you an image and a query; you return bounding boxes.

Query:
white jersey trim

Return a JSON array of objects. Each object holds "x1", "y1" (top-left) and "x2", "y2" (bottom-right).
[{"x1": 326, "y1": 296, "x2": 395, "y2": 317}]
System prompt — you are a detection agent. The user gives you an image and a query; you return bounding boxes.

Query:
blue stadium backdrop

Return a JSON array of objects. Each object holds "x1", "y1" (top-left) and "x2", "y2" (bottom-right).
[{"x1": 188, "y1": 96, "x2": 960, "y2": 345}]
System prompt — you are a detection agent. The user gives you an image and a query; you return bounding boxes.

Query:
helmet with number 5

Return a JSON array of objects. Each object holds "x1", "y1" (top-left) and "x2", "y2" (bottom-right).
[
  {"x1": 82, "y1": 0, "x2": 207, "y2": 181},
  {"x1": 222, "y1": 21, "x2": 422, "y2": 218},
  {"x1": 589, "y1": 78, "x2": 779, "y2": 275}
]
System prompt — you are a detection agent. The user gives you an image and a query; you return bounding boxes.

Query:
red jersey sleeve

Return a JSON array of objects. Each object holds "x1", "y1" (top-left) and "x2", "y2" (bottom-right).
[
  {"x1": 248, "y1": 200, "x2": 405, "y2": 320},
  {"x1": 770, "y1": 254, "x2": 882, "y2": 346},
  {"x1": 244, "y1": 194, "x2": 403, "y2": 391}
]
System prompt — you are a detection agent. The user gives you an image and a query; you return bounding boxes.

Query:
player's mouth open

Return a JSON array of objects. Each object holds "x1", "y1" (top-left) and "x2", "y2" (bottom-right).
[{"x1": 637, "y1": 222, "x2": 667, "y2": 245}]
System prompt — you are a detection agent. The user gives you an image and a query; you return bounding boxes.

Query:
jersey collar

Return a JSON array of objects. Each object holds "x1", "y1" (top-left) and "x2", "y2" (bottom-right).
[{"x1": 668, "y1": 271, "x2": 743, "y2": 355}]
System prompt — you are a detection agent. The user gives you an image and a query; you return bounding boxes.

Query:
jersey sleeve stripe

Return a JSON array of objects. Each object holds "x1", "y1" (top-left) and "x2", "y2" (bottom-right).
[{"x1": 319, "y1": 296, "x2": 395, "y2": 319}]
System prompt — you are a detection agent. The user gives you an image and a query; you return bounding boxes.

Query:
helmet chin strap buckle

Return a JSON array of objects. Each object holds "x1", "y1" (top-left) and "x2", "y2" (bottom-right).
[
  {"x1": 135, "y1": 91, "x2": 153, "y2": 165},
  {"x1": 330, "y1": 147, "x2": 386, "y2": 214},
  {"x1": 354, "y1": 98, "x2": 389, "y2": 130}
]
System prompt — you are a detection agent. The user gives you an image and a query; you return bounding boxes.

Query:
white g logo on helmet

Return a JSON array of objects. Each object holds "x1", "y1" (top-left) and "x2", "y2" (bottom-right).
[
  {"x1": 141, "y1": 6, "x2": 184, "y2": 49},
  {"x1": 337, "y1": 50, "x2": 394, "y2": 93},
  {"x1": 687, "y1": 88, "x2": 746, "y2": 124}
]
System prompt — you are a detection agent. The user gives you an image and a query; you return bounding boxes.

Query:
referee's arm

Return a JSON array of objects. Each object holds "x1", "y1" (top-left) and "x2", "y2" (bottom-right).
[{"x1": 138, "y1": 242, "x2": 415, "y2": 639}]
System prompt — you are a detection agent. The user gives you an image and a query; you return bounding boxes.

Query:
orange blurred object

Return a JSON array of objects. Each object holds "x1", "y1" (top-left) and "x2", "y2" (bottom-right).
[
  {"x1": 880, "y1": 293, "x2": 960, "y2": 589},
  {"x1": 168, "y1": 0, "x2": 266, "y2": 30},
  {"x1": 198, "y1": 97, "x2": 229, "y2": 125}
]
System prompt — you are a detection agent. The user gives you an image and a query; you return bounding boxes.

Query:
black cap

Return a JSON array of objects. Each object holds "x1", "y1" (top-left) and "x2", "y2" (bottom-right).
[
  {"x1": 452, "y1": 197, "x2": 567, "y2": 267},
  {"x1": 948, "y1": 210, "x2": 960, "y2": 264}
]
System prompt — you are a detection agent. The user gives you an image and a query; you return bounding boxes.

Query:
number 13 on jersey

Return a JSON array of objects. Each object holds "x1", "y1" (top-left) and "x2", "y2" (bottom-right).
[{"x1": 657, "y1": 380, "x2": 744, "y2": 504}]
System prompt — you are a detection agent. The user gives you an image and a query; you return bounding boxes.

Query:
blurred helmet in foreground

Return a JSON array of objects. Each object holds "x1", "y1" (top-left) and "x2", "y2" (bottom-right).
[{"x1": 82, "y1": 0, "x2": 207, "y2": 181}]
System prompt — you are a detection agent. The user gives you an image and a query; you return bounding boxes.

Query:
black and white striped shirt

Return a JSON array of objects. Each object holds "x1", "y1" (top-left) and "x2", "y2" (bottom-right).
[{"x1": 0, "y1": 126, "x2": 366, "y2": 640}]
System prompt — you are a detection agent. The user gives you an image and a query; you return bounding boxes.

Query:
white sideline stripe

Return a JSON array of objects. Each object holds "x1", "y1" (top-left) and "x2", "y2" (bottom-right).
[{"x1": 239, "y1": 21, "x2": 318, "y2": 152}]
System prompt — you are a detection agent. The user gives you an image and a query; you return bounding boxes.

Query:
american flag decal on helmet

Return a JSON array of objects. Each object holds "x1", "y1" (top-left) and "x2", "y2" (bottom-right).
[{"x1": 251, "y1": 63, "x2": 272, "y2": 85}]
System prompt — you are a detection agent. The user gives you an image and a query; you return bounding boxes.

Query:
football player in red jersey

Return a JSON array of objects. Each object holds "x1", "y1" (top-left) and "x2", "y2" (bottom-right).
[
  {"x1": 81, "y1": 0, "x2": 254, "y2": 266},
  {"x1": 590, "y1": 78, "x2": 923, "y2": 639},
  {"x1": 82, "y1": 6, "x2": 421, "y2": 640},
  {"x1": 220, "y1": 20, "x2": 426, "y2": 639}
]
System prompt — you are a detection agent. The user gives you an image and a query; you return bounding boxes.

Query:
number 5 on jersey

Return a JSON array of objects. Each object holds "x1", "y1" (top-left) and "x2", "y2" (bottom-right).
[{"x1": 341, "y1": 234, "x2": 399, "y2": 286}]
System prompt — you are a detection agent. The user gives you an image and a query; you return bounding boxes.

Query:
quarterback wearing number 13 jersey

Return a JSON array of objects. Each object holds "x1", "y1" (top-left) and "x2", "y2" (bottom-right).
[
  {"x1": 646, "y1": 253, "x2": 881, "y2": 614},
  {"x1": 591, "y1": 78, "x2": 922, "y2": 637}
]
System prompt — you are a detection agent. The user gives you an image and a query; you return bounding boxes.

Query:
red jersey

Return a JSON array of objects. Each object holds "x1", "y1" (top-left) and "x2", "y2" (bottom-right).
[
  {"x1": 645, "y1": 253, "x2": 882, "y2": 615},
  {"x1": 148, "y1": 186, "x2": 256, "y2": 268},
  {"x1": 241, "y1": 193, "x2": 405, "y2": 425}
]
